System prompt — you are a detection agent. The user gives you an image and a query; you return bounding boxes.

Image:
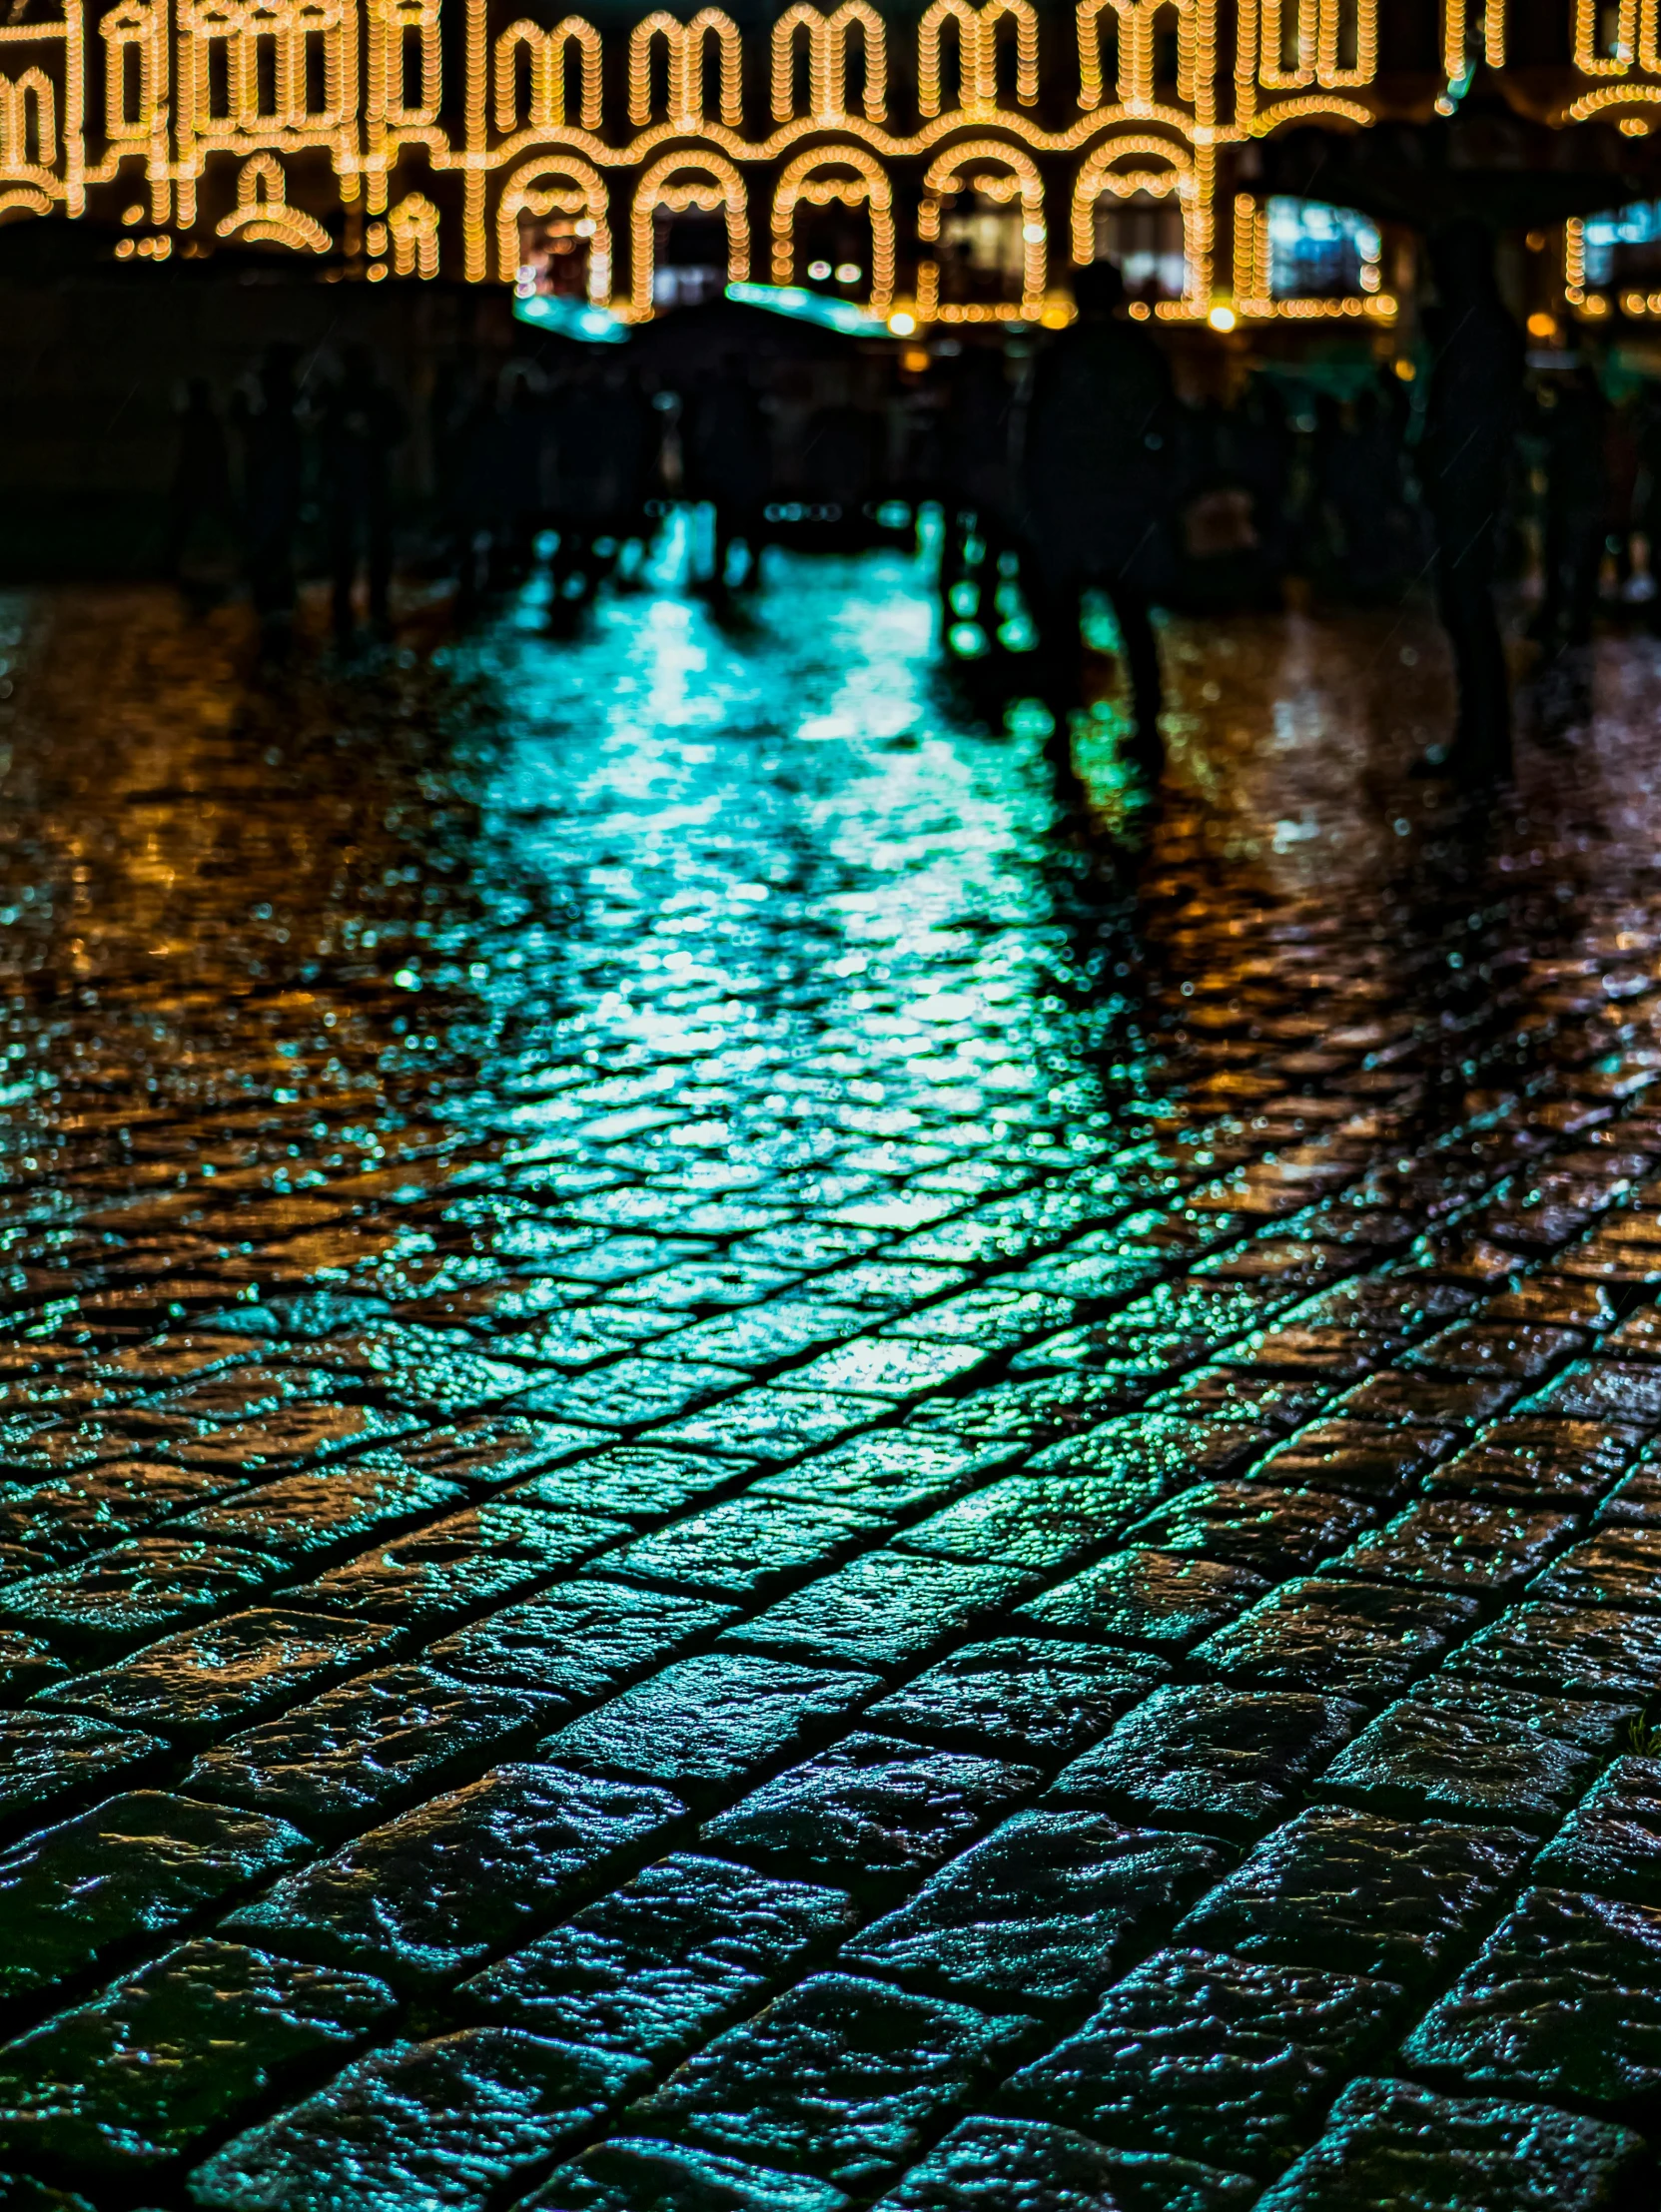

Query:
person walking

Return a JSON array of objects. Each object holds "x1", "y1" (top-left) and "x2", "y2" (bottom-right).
[
  {"x1": 683, "y1": 354, "x2": 772, "y2": 594},
  {"x1": 320, "y1": 348, "x2": 407, "y2": 643},
  {"x1": 1021, "y1": 260, "x2": 1177, "y2": 779},
  {"x1": 936, "y1": 344, "x2": 1018, "y2": 648},
  {"x1": 1531, "y1": 361, "x2": 1609, "y2": 653},
  {"x1": 1419, "y1": 220, "x2": 1525, "y2": 778},
  {"x1": 236, "y1": 345, "x2": 305, "y2": 644},
  {"x1": 164, "y1": 378, "x2": 233, "y2": 583}
]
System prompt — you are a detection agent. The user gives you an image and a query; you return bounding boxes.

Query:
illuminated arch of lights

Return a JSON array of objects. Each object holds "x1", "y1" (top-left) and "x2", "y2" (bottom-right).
[
  {"x1": 1071, "y1": 130, "x2": 1196, "y2": 295},
  {"x1": 916, "y1": 134, "x2": 1046, "y2": 318},
  {"x1": 629, "y1": 142, "x2": 747, "y2": 312},
  {"x1": 494, "y1": 15, "x2": 601, "y2": 131},
  {"x1": 771, "y1": 1, "x2": 885, "y2": 124},
  {"x1": 496, "y1": 146, "x2": 608, "y2": 285},
  {"x1": 0, "y1": 0, "x2": 1648, "y2": 322},
  {"x1": 771, "y1": 140, "x2": 893, "y2": 310}
]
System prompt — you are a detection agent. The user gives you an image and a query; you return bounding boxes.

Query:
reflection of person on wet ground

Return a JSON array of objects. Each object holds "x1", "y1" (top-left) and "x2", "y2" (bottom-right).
[
  {"x1": 235, "y1": 345, "x2": 305, "y2": 643},
  {"x1": 1022, "y1": 259, "x2": 1176, "y2": 780},
  {"x1": 1419, "y1": 221, "x2": 1524, "y2": 778},
  {"x1": 937, "y1": 345, "x2": 1018, "y2": 647},
  {"x1": 1530, "y1": 362, "x2": 1609, "y2": 654},
  {"x1": 165, "y1": 378, "x2": 233, "y2": 584},
  {"x1": 683, "y1": 355, "x2": 772, "y2": 594},
  {"x1": 321, "y1": 348, "x2": 407, "y2": 643}
]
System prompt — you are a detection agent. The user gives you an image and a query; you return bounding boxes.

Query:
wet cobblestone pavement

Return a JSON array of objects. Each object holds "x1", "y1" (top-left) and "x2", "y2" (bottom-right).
[{"x1": 7, "y1": 559, "x2": 1661, "y2": 2209}]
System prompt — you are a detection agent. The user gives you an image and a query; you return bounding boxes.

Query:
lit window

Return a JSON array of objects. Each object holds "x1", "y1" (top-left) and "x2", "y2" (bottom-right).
[
  {"x1": 1093, "y1": 193, "x2": 1185, "y2": 302},
  {"x1": 1582, "y1": 201, "x2": 1661, "y2": 289},
  {"x1": 1266, "y1": 196, "x2": 1380, "y2": 299}
]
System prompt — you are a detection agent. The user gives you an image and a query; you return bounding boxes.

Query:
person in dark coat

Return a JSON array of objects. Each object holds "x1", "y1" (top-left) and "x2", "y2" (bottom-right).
[
  {"x1": 590, "y1": 364, "x2": 660, "y2": 563},
  {"x1": 1317, "y1": 384, "x2": 1413, "y2": 603},
  {"x1": 236, "y1": 345, "x2": 305, "y2": 636},
  {"x1": 683, "y1": 354, "x2": 772, "y2": 592},
  {"x1": 1021, "y1": 260, "x2": 1177, "y2": 776},
  {"x1": 1531, "y1": 361, "x2": 1609, "y2": 652},
  {"x1": 499, "y1": 370, "x2": 548, "y2": 585},
  {"x1": 439, "y1": 369, "x2": 505, "y2": 610},
  {"x1": 549, "y1": 366, "x2": 610, "y2": 600},
  {"x1": 1419, "y1": 221, "x2": 1525, "y2": 777},
  {"x1": 164, "y1": 378, "x2": 233, "y2": 581},
  {"x1": 936, "y1": 346, "x2": 1018, "y2": 649},
  {"x1": 320, "y1": 347, "x2": 407, "y2": 642},
  {"x1": 545, "y1": 363, "x2": 659, "y2": 603},
  {"x1": 1634, "y1": 380, "x2": 1661, "y2": 631},
  {"x1": 1229, "y1": 375, "x2": 1293, "y2": 589}
]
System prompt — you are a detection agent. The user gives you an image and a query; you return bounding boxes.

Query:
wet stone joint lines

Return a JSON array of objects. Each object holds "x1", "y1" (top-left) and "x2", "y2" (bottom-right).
[{"x1": 11, "y1": 595, "x2": 1661, "y2": 2211}]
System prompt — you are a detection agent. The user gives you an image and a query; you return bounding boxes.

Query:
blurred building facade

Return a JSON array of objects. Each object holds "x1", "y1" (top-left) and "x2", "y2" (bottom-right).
[{"x1": 0, "y1": 0, "x2": 1656, "y2": 326}]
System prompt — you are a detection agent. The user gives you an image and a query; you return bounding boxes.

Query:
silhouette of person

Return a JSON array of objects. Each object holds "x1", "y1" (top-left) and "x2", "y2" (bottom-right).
[
  {"x1": 500, "y1": 369, "x2": 548, "y2": 584},
  {"x1": 802, "y1": 399, "x2": 877, "y2": 548},
  {"x1": 1022, "y1": 260, "x2": 1176, "y2": 776},
  {"x1": 548, "y1": 365, "x2": 605, "y2": 599},
  {"x1": 320, "y1": 347, "x2": 407, "y2": 641},
  {"x1": 236, "y1": 345, "x2": 305, "y2": 635},
  {"x1": 1319, "y1": 384, "x2": 1410, "y2": 603},
  {"x1": 439, "y1": 368, "x2": 504, "y2": 610},
  {"x1": 590, "y1": 364, "x2": 660, "y2": 558},
  {"x1": 164, "y1": 378, "x2": 232, "y2": 581},
  {"x1": 1419, "y1": 221, "x2": 1525, "y2": 777},
  {"x1": 1532, "y1": 361, "x2": 1609, "y2": 652},
  {"x1": 683, "y1": 354, "x2": 772, "y2": 592},
  {"x1": 1635, "y1": 380, "x2": 1661, "y2": 629},
  {"x1": 937, "y1": 346, "x2": 1017, "y2": 647},
  {"x1": 1225, "y1": 375, "x2": 1293, "y2": 597}
]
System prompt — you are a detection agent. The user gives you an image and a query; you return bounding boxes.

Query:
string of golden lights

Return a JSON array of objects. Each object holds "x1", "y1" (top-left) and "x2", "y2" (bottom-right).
[{"x1": 0, "y1": 0, "x2": 1650, "y2": 322}]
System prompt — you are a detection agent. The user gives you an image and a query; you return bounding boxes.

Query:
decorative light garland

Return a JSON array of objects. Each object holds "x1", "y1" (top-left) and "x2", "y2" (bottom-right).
[
  {"x1": 769, "y1": 2, "x2": 885, "y2": 123},
  {"x1": 770, "y1": 140, "x2": 893, "y2": 307},
  {"x1": 1575, "y1": 0, "x2": 1637, "y2": 71},
  {"x1": 0, "y1": 0, "x2": 1642, "y2": 332},
  {"x1": 494, "y1": 17, "x2": 601, "y2": 131},
  {"x1": 628, "y1": 8, "x2": 743, "y2": 128},
  {"x1": 629, "y1": 142, "x2": 747, "y2": 311},
  {"x1": 917, "y1": 0, "x2": 1038, "y2": 116}
]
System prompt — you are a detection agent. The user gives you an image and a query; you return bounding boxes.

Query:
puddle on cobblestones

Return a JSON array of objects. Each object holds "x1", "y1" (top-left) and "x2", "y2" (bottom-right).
[{"x1": 3, "y1": 559, "x2": 1661, "y2": 2204}]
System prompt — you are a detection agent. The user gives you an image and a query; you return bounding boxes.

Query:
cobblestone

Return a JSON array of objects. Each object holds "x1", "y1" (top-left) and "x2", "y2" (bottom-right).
[{"x1": 9, "y1": 569, "x2": 1661, "y2": 2202}]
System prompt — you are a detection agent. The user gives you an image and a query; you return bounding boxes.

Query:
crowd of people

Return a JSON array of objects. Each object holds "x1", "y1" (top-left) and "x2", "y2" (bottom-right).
[
  {"x1": 167, "y1": 254, "x2": 1661, "y2": 777},
  {"x1": 168, "y1": 345, "x2": 408, "y2": 645},
  {"x1": 165, "y1": 341, "x2": 783, "y2": 642},
  {"x1": 948, "y1": 244, "x2": 1661, "y2": 783}
]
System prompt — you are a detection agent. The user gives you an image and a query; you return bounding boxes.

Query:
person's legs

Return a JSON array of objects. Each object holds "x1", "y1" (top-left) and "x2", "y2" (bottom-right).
[
  {"x1": 1030, "y1": 564, "x2": 1083, "y2": 727},
  {"x1": 710, "y1": 499, "x2": 737, "y2": 594},
  {"x1": 938, "y1": 506, "x2": 971, "y2": 639},
  {"x1": 1435, "y1": 504, "x2": 1510, "y2": 777},
  {"x1": 1536, "y1": 504, "x2": 1567, "y2": 647},
  {"x1": 367, "y1": 496, "x2": 393, "y2": 630},
  {"x1": 1109, "y1": 582, "x2": 1164, "y2": 773},
  {"x1": 737, "y1": 503, "x2": 766, "y2": 589},
  {"x1": 1563, "y1": 512, "x2": 1603, "y2": 647},
  {"x1": 330, "y1": 501, "x2": 358, "y2": 640},
  {"x1": 164, "y1": 494, "x2": 195, "y2": 579}
]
